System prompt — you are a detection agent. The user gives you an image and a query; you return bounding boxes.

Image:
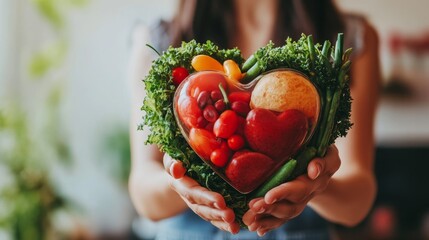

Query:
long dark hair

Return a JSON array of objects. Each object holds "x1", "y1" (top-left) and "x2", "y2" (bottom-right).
[{"x1": 166, "y1": 0, "x2": 345, "y2": 48}]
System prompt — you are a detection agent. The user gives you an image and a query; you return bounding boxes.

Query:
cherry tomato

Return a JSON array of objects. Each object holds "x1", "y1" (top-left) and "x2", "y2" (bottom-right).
[
  {"x1": 231, "y1": 101, "x2": 251, "y2": 117},
  {"x1": 187, "y1": 72, "x2": 228, "y2": 98},
  {"x1": 223, "y1": 60, "x2": 242, "y2": 82},
  {"x1": 189, "y1": 128, "x2": 221, "y2": 161},
  {"x1": 213, "y1": 110, "x2": 238, "y2": 139},
  {"x1": 210, "y1": 147, "x2": 230, "y2": 168},
  {"x1": 172, "y1": 67, "x2": 189, "y2": 86},
  {"x1": 191, "y1": 55, "x2": 224, "y2": 72},
  {"x1": 228, "y1": 92, "x2": 251, "y2": 104},
  {"x1": 177, "y1": 96, "x2": 204, "y2": 129},
  {"x1": 227, "y1": 134, "x2": 245, "y2": 151}
]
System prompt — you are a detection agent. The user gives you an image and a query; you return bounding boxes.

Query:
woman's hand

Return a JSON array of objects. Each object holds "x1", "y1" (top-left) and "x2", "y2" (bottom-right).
[
  {"x1": 163, "y1": 154, "x2": 240, "y2": 234},
  {"x1": 242, "y1": 145, "x2": 341, "y2": 236}
]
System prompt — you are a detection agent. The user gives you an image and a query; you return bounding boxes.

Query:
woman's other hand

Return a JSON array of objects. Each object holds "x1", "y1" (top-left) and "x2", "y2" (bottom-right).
[
  {"x1": 242, "y1": 145, "x2": 341, "y2": 236},
  {"x1": 163, "y1": 154, "x2": 240, "y2": 234}
]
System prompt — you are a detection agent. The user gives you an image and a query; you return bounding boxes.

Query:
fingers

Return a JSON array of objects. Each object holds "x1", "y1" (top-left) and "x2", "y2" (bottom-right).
[
  {"x1": 307, "y1": 145, "x2": 341, "y2": 180},
  {"x1": 163, "y1": 155, "x2": 239, "y2": 234},
  {"x1": 169, "y1": 176, "x2": 227, "y2": 209},
  {"x1": 169, "y1": 173, "x2": 238, "y2": 233},
  {"x1": 210, "y1": 220, "x2": 240, "y2": 234},
  {"x1": 163, "y1": 154, "x2": 174, "y2": 175},
  {"x1": 182, "y1": 197, "x2": 235, "y2": 223},
  {"x1": 307, "y1": 158, "x2": 324, "y2": 180},
  {"x1": 251, "y1": 199, "x2": 307, "y2": 220},
  {"x1": 243, "y1": 198, "x2": 307, "y2": 236},
  {"x1": 264, "y1": 177, "x2": 315, "y2": 205},
  {"x1": 248, "y1": 215, "x2": 284, "y2": 236},
  {"x1": 163, "y1": 154, "x2": 186, "y2": 179},
  {"x1": 325, "y1": 145, "x2": 341, "y2": 175}
]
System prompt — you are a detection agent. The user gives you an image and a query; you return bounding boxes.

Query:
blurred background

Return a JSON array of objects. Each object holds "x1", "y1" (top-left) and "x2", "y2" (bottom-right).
[{"x1": 0, "y1": 0, "x2": 428, "y2": 239}]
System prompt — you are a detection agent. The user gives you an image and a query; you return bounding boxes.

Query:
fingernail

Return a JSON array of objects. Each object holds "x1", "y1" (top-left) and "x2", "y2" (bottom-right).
[
  {"x1": 258, "y1": 229, "x2": 266, "y2": 237},
  {"x1": 257, "y1": 207, "x2": 265, "y2": 214},
  {"x1": 314, "y1": 163, "x2": 322, "y2": 179},
  {"x1": 214, "y1": 202, "x2": 221, "y2": 209},
  {"x1": 248, "y1": 225, "x2": 257, "y2": 231}
]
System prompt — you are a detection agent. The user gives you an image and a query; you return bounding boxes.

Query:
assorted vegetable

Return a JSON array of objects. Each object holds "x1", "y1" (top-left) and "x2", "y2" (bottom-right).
[{"x1": 140, "y1": 34, "x2": 352, "y2": 223}]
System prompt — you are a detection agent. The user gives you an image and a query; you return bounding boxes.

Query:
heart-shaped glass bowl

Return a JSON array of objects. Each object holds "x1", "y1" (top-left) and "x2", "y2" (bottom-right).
[{"x1": 173, "y1": 69, "x2": 320, "y2": 193}]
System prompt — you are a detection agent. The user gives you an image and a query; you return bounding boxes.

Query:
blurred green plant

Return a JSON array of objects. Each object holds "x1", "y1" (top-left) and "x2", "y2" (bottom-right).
[
  {"x1": 29, "y1": 40, "x2": 67, "y2": 78},
  {"x1": 29, "y1": 0, "x2": 89, "y2": 79},
  {"x1": 0, "y1": 106, "x2": 71, "y2": 240},
  {"x1": 101, "y1": 127, "x2": 131, "y2": 185},
  {"x1": 31, "y1": 0, "x2": 90, "y2": 30},
  {"x1": 0, "y1": 0, "x2": 89, "y2": 239}
]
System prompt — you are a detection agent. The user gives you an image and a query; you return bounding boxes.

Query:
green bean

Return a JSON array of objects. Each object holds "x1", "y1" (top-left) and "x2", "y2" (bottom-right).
[
  {"x1": 242, "y1": 54, "x2": 257, "y2": 72},
  {"x1": 250, "y1": 159, "x2": 297, "y2": 199}
]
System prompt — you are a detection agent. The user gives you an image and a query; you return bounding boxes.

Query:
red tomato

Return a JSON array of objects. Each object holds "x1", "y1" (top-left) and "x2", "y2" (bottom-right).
[
  {"x1": 177, "y1": 96, "x2": 204, "y2": 129},
  {"x1": 187, "y1": 72, "x2": 228, "y2": 98},
  {"x1": 189, "y1": 128, "x2": 221, "y2": 161},
  {"x1": 213, "y1": 110, "x2": 238, "y2": 139},
  {"x1": 228, "y1": 92, "x2": 251, "y2": 104},
  {"x1": 210, "y1": 147, "x2": 230, "y2": 168},
  {"x1": 227, "y1": 134, "x2": 245, "y2": 151},
  {"x1": 172, "y1": 67, "x2": 189, "y2": 86}
]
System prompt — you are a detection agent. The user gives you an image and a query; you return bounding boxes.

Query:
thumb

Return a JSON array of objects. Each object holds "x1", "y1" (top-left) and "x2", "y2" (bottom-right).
[
  {"x1": 170, "y1": 160, "x2": 186, "y2": 179},
  {"x1": 163, "y1": 154, "x2": 186, "y2": 179},
  {"x1": 307, "y1": 158, "x2": 324, "y2": 180}
]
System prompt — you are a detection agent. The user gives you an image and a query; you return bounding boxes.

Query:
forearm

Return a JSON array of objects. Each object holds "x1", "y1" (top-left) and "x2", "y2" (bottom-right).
[
  {"x1": 129, "y1": 161, "x2": 188, "y2": 221},
  {"x1": 308, "y1": 169, "x2": 376, "y2": 227}
]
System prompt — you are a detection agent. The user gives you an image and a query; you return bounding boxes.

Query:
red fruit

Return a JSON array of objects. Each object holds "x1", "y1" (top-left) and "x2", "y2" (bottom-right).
[
  {"x1": 214, "y1": 100, "x2": 226, "y2": 112},
  {"x1": 197, "y1": 91, "x2": 210, "y2": 109},
  {"x1": 177, "y1": 96, "x2": 203, "y2": 129},
  {"x1": 227, "y1": 134, "x2": 245, "y2": 151},
  {"x1": 228, "y1": 91, "x2": 251, "y2": 104},
  {"x1": 231, "y1": 101, "x2": 251, "y2": 117},
  {"x1": 245, "y1": 108, "x2": 308, "y2": 161},
  {"x1": 203, "y1": 105, "x2": 218, "y2": 123},
  {"x1": 210, "y1": 147, "x2": 230, "y2": 168},
  {"x1": 213, "y1": 110, "x2": 238, "y2": 139},
  {"x1": 225, "y1": 152, "x2": 275, "y2": 193},
  {"x1": 231, "y1": 149, "x2": 251, "y2": 158},
  {"x1": 189, "y1": 128, "x2": 221, "y2": 161},
  {"x1": 187, "y1": 72, "x2": 228, "y2": 98},
  {"x1": 210, "y1": 90, "x2": 223, "y2": 102},
  {"x1": 172, "y1": 67, "x2": 189, "y2": 86}
]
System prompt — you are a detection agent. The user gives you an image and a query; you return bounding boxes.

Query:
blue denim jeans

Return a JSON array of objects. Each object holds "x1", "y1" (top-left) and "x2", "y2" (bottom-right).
[{"x1": 154, "y1": 207, "x2": 331, "y2": 240}]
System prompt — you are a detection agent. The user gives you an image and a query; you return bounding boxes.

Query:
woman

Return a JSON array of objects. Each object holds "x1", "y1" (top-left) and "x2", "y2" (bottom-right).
[{"x1": 128, "y1": 0, "x2": 381, "y2": 239}]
